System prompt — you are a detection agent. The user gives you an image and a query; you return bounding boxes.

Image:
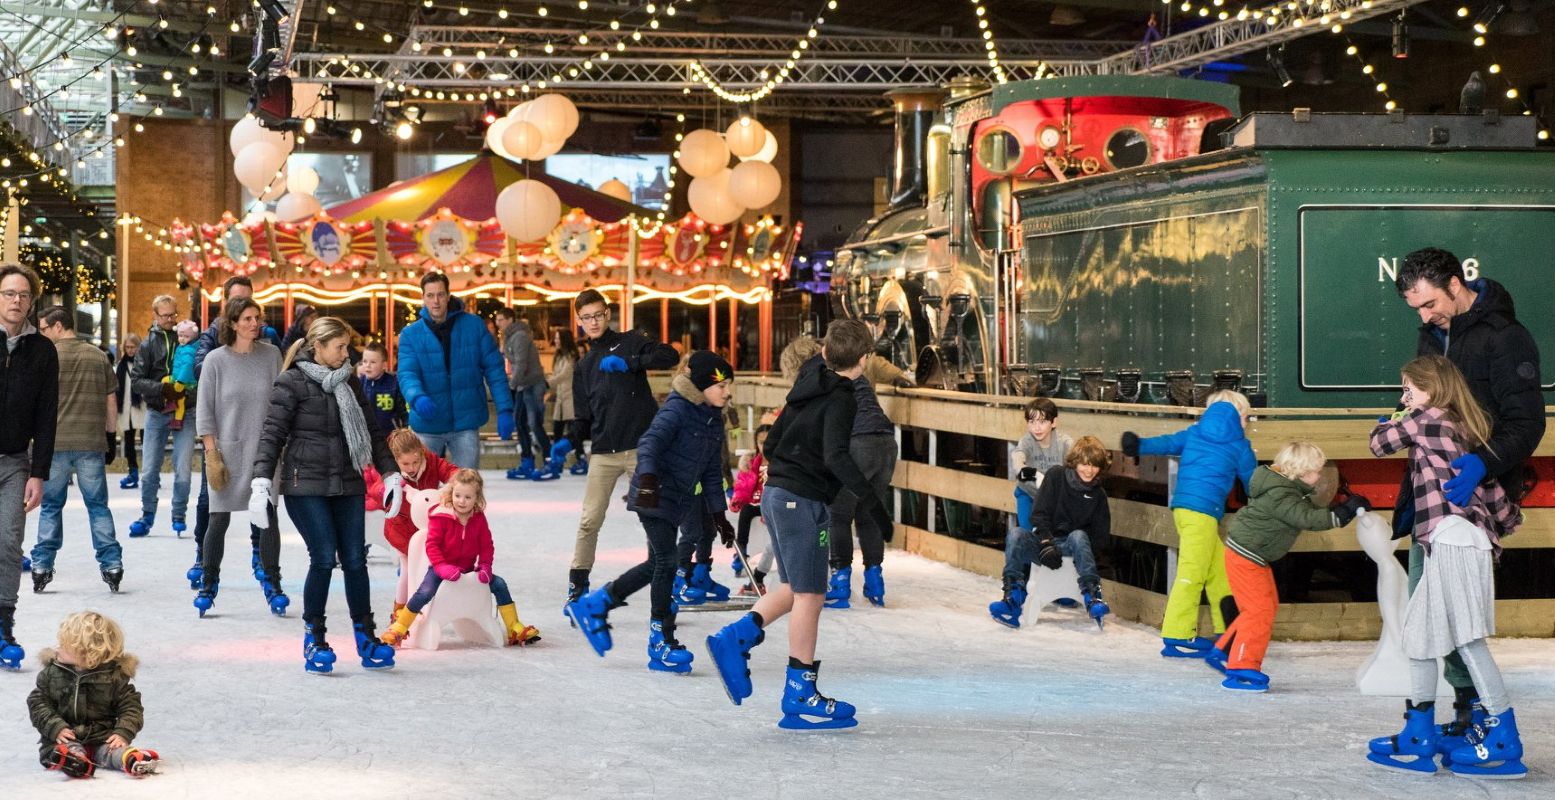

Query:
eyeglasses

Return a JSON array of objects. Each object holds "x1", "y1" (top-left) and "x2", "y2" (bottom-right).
[
  {"x1": 154, "y1": 310, "x2": 177, "y2": 320},
  {"x1": 0, "y1": 289, "x2": 32, "y2": 302},
  {"x1": 578, "y1": 311, "x2": 609, "y2": 324}
]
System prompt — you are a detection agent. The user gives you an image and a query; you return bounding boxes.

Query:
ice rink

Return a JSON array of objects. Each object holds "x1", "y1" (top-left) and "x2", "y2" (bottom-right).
[{"x1": 2, "y1": 470, "x2": 1550, "y2": 798}]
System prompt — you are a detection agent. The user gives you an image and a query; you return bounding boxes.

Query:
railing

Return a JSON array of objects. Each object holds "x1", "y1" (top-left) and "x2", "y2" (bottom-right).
[{"x1": 731, "y1": 376, "x2": 1555, "y2": 640}]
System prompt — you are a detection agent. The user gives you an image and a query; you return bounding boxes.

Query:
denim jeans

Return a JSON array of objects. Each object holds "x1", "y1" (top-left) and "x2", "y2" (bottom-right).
[
  {"x1": 1003, "y1": 527, "x2": 1099, "y2": 591},
  {"x1": 31, "y1": 451, "x2": 122, "y2": 571},
  {"x1": 406, "y1": 567, "x2": 514, "y2": 612},
  {"x1": 610, "y1": 514, "x2": 681, "y2": 622},
  {"x1": 513, "y1": 383, "x2": 550, "y2": 460},
  {"x1": 139, "y1": 407, "x2": 197, "y2": 521},
  {"x1": 416, "y1": 428, "x2": 480, "y2": 469},
  {"x1": 284, "y1": 493, "x2": 372, "y2": 623}
]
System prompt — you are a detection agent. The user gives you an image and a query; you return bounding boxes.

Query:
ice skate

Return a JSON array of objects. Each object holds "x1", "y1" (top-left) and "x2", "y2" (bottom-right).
[
  {"x1": 102, "y1": 567, "x2": 124, "y2": 593},
  {"x1": 1221, "y1": 669, "x2": 1269, "y2": 692},
  {"x1": 172, "y1": 517, "x2": 187, "y2": 537},
  {"x1": 674, "y1": 567, "x2": 706, "y2": 606},
  {"x1": 186, "y1": 559, "x2": 203, "y2": 591},
  {"x1": 731, "y1": 552, "x2": 745, "y2": 578},
  {"x1": 988, "y1": 579, "x2": 1026, "y2": 629},
  {"x1": 1082, "y1": 584, "x2": 1109, "y2": 628},
  {"x1": 1447, "y1": 708, "x2": 1527, "y2": 779},
  {"x1": 564, "y1": 569, "x2": 589, "y2": 628},
  {"x1": 824, "y1": 566, "x2": 852, "y2": 609},
  {"x1": 193, "y1": 579, "x2": 219, "y2": 618},
  {"x1": 382, "y1": 606, "x2": 417, "y2": 646},
  {"x1": 531, "y1": 454, "x2": 564, "y2": 481},
  {"x1": 565, "y1": 585, "x2": 615, "y2": 656},
  {"x1": 1160, "y1": 636, "x2": 1215, "y2": 658},
  {"x1": 120, "y1": 747, "x2": 161, "y2": 777},
  {"x1": 119, "y1": 473, "x2": 138, "y2": 490},
  {"x1": 779, "y1": 660, "x2": 858, "y2": 731},
  {"x1": 353, "y1": 616, "x2": 397, "y2": 670},
  {"x1": 31, "y1": 568, "x2": 53, "y2": 594},
  {"x1": 568, "y1": 455, "x2": 589, "y2": 475},
  {"x1": 862, "y1": 565, "x2": 885, "y2": 607},
  {"x1": 43, "y1": 743, "x2": 94, "y2": 778},
  {"x1": 507, "y1": 456, "x2": 538, "y2": 481},
  {"x1": 647, "y1": 620, "x2": 694, "y2": 673},
  {"x1": 706, "y1": 613, "x2": 764, "y2": 705},
  {"x1": 127, "y1": 514, "x2": 154, "y2": 538},
  {"x1": 691, "y1": 562, "x2": 731, "y2": 602},
  {"x1": 1367, "y1": 700, "x2": 1441, "y2": 773},
  {"x1": 0, "y1": 607, "x2": 23, "y2": 670},
  {"x1": 262, "y1": 568, "x2": 289, "y2": 616},
  {"x1": 1436, "y1": 687, "x2": 1488, "y2": 767},
  {"x1": 1204, "y1": 647, "x2": 1228, "y2": 675},
  {"x1": 303, "y1": 620, "x2": 336, "y2": 675},
  {"x1": 499, "y1": 603, "x2": 541, "y2": 646}
]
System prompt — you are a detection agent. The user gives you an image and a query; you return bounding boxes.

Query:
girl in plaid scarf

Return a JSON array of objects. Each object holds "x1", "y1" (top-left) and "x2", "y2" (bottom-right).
[{"x1": 1365, "y1": 355, "x2": 1525, "y2": 779}]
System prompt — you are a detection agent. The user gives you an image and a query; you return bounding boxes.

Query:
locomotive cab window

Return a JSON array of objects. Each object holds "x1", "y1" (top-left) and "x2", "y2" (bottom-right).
[
  {"x1": 1104, "y1": 127, "x2": 1151, "y2": 170},
  {"x1": 976, "y1": 128, "x2": 1022, "y2": 175}
]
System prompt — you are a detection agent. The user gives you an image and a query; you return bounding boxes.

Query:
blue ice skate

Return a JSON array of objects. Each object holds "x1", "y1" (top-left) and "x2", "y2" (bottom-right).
[
  {"x1": 172, "y1": 518, "x2": 187, "y2": 537},
  {"x1": 186, "y1": 560, "x2": 203, "y2": 591},
  {"x1": 303, "y1": 622, "x2": 336, "y2": 675},
  {"x1": 824, "y1": 567, "x2": 852, "y2": 609},
  {"x1": 353, "y1": 618, "x2": 396, "y2": 670},
  {"x1": 647, "y1": 620, "x2": 694, "y2": 674},
  {"x1": 1367, "y1": 700, "x2": 1440, "y2": 774},
  {"x1": 691, "y1": 563, "x2": 731, "y2": 602},
  {"x1": 1436, "y1": 692, "x2": 1488, "y2": 767},
  {"x1": 569, "y1": 455, "x2": 589, "y2": 475},
  {"x1": 565, "y1": 585, "x2": 615, "y2": 656},
  {"x1": 127, "y1": 514, "x2": 154, "y2": 538},
  {"x1": 1220, "y1": 669, "x2": 1269, "y2": 692},
  {"x1": 989, "y1": 580, "x2": 1026, "y2": 628},
  {"x1": 1160, "y1": 636, "x2": 1215, "y2": 658},
  {"x1": 1204, "y1": 647, "x2": 1228, "y2": 675},
  {"x1": 674, "y1": 567, "x2": 706, "y2": 606},
  {"x1": 731, "y1": 552, "x2": 745, "y2": 578},
  {"x1": 506, "y1": 457, "x2": 537, "y2": 481},
  {"x1": 779, "y1": 661, "x2": 857, "y2": 731},
  {"x1": 862, "y1": 565, "x2": 885, "y2": 607},
  {"x1": 193, "y1": 580, "x2": 219, "y2": 618},
  {"x1": 705, "y1": 613, "x2": 764, "y2": 706},
  {"x1": 0, "y1": 610, "x2": 23, "y2": 670},
  {"x1": 531, "y1": 454, "x2": 565, "y2": 481},
  {"x1": 1082, "y1": 585, "x2": 1109, "y2": 629},
  {"x1": 119, "y1": 473, "x2": 138, "y2": 490},
  {"x1": 262, "y1": 570, "x2": 290, "y2": 617},
  {"x1": 1448, "y1": 708, "x2": 1527, "y2": 779}
]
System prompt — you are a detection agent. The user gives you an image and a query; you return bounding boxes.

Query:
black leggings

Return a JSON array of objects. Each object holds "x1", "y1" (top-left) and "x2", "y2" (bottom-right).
[
  {"x1": 735, "y1": 505, "x2": 761, "y2": 552},
  {"x1": 121, "y1": 428, "x2": 139, "y2": 472},
  {"x1": 608, "y1": 513, "x2": 679, "y2": 622},
  {"x1": 202, "y1": 507, "x2": 280, "y2": 584},
  {"x1": 676, "y1": 512, "x2": 714, "y2": 569}
]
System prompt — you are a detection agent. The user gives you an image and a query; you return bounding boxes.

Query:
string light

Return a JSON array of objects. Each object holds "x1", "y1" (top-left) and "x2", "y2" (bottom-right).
[
  {"x1": 689, "y1": 0, "x2": 839, "y2": 103},
  {"x1": 969, "y1": 0, "x2": 1008, "y2": 84}
]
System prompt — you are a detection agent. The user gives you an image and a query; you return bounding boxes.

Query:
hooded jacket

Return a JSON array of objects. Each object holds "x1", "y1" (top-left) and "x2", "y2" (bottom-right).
[
  {"x1": 0, "y1": 324, "x2": 58, "y2": 477},
  {"x1": 1413, "y1": 277, "x2": 1545, "y2": 498},
  {"x1": 570, "y1": 327, "x2": 679, "y2": 453},
  {"x1": 1137, "y1": 401, "x2": 1256, "y2": 520},
  {"x1": 625, "y1": 373, "x2": 729, "y2": 523},
  {"x1": 396, "y1": 297, "x2": 513, "y2": 434},
  {"x1": 1225, "y1": 466, "x2": 1337, "y2": 568},
  {"x1": 763, "y1": 355, "x2": 878, "y2": 506},
  {"x1": 27, "y1": 650, "x2": 143, "y2": 756},
  {"x1": 426, "y1": 503, "x2": 494, "y2": 574},
  {"x1": 253, "y1": 350, "x2": 397, "y2": 497},
  {"x1": 365, "y1": 448, "x2": 459, "y2": 553},
  {"x1": 1028, "y1": 464, "x2": 1111, "y2": 544}
]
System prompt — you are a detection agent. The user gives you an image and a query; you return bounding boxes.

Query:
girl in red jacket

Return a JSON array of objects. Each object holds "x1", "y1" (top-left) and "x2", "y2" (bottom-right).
[
  {"x1": 381, "y1": 469, "x2": 540, "y2": 647},
  {"x1": 366, "y1": 429, "x2": 460, "y2": 613}
]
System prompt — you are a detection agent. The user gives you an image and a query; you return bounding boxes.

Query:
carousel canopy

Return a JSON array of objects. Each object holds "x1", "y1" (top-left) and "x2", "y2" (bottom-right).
[{"x1": 326, "y1": 151, "x2": 655, "y2": 224}]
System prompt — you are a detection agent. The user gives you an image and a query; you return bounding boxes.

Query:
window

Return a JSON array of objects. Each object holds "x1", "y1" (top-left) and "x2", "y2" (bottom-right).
[
  {"x1": 1104, "y1": 128, "x2": 1151, "y2": 170},
  {"x1": 975, "y1": 128, "x2": 1022, "y2": 175},
  {"x1": 545, "y1": 153, "x2": 672, "y2": 210}
]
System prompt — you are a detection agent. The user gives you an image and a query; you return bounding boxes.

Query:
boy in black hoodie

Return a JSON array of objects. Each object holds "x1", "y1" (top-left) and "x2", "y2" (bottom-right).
[{"x1": 705, "y1": 320, "x2": 891, "y2": 731}]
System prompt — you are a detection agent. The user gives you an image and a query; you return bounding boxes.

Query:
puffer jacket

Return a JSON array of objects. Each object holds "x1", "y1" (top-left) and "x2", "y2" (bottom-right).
[
  {"x1": 27, "y1": 650, "x2": 143, "y2": 756},
  {"x1": 1225, "y1": 466, "x2": 1337, "y2": 568},
  {"x1": 1137, "y1": 401, "x2": 1256, "y2": 520},
  {"x1": 426, "y1": 504, "x2": 494, "y2": 574},
  {"x1": 129, "y1": 324, "x2": 184, "y2": 406},
  {"x1": 626, "y1": 373, "x2": 729, "y2": 523},
  {"x1": 396, "y1": 299, "x2": 513, "y2": 434},
  {"x1": 253, "y1": 350, "x2": 396, "y2": 497}
]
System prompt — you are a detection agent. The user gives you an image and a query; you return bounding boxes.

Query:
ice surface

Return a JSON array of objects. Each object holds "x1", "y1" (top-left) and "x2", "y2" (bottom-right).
[{"x1": 2, "y1": 471, "x2": 1549, "y2": 798}]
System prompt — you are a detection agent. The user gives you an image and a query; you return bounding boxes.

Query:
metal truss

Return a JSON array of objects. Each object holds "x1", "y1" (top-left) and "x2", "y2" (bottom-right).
[{"x1": 0, "y1": 35, "x2": 73, "y2": 164}]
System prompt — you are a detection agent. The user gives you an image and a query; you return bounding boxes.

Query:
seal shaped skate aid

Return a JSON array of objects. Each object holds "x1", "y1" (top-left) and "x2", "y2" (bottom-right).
[
  {"x1": 248, "y1": 477, "x2": 272, "y2": 530},
  {"x1": 381, "y1": 472, "x2": 405, "y2": 518}
]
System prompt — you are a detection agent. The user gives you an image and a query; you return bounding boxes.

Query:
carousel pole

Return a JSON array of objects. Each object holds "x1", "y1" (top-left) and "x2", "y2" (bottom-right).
[
  {"x1": 707, "y1": 296, "x2": 716, "y2": 353},
  {"x1": 624, "y1": 220, "x2": 637, "y2": 332},
  {"x1": 385, "y1": 287, "x2": 395, "y2": 369},
  {"x1": 727, "y1": 295, "x2": 738, "y2": 369},
  {"x1": 285, "y1": 283, "x2": 294, "y2": 330},
  {"x1": 759, "y1": 289, "x2": 772, "y2": 373},
  {"x1": 660, "y1": 297, "x2": 669, "y2": 344}
]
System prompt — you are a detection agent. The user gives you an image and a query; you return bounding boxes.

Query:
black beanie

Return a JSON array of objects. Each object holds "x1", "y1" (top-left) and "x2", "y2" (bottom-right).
[{"x1": 688, "y1": 350, "x2": 734, "y2": 391}]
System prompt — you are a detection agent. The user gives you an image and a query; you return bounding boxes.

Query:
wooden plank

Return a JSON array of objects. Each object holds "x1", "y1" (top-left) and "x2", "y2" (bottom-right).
[{"x1": 894, "y1": 461, "x2": 1016, "y2": 512}]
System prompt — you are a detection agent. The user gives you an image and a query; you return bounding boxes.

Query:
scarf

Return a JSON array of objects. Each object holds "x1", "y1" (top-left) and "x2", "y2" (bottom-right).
[{"x1": 297, "y1": 358, "x2": 373, "y2": 470}]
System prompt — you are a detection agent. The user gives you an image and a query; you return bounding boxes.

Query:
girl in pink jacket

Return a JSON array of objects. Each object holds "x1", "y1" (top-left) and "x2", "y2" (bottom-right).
[{"x1": 381, "y1": 469, "x2": 540, "y2": 647}]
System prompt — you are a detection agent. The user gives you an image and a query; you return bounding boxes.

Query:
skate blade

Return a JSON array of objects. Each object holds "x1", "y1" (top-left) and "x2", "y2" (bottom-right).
[
  {"x1": 1366, "y1": 753, "x2": 1439, "y2": 774},
  {"x1": 1160, "y1": 646, "x2": 1210, "y2": 658},
  {"x1": 678, "y1": 598, "x2": 757, "y2": 613},
  {"x1": 989, "y1": 616, "x2": 1020, "y2": 629},
  {"x1": 778, "y1": 714, "x2": 859, "y2": 731},
  {"x1": 647, "y1": 662, "x2": 694, "y2": 674},
  {"x1": 1448, "y1": 760, "x2": 1528, "y2": 779},
  {"x1": 704, "y1": 637, "x2": 748, "y2": 707}
]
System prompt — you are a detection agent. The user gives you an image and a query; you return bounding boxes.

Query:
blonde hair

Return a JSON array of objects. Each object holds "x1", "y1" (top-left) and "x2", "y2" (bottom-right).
[
  {"x1": 56, "y1": 611, "x2": 133, "y2": 671},
  {"x1": 1272, "y1": 441, "x2": 1326, "y2": 478},
  {"x1": 1401, "y1": 355, "x2": 1495, "y2": 453},
  {"x1": 1204, "y1": 389, "x2": 1251, "y2": 416},
  {"x1": 150, "y1": 294, "x2": 175, "y2": 311},
  {"x1": 779, "y1": 335, "x2": 823, "y2": 381},
  {"x1": 282, "y1": 316, "x2": 356, "y2": 371},
  {"x1": 440, "y1": 468, "x2": 487, "y2": 512},
  {"x1": 387, "y1": 428, "x2": 425, "y2": 456},
  {"x1": 1065, "y1": 435, "x2": 1113, "y2": 471}
]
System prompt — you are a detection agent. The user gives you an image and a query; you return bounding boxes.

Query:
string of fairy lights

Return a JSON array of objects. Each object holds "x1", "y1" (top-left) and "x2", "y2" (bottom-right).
[{"x1": 689, "y1": 0, "x2": 840, "y2": 103}]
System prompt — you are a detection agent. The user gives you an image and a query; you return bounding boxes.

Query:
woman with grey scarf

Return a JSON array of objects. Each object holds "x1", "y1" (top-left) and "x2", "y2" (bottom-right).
[{"x1": 251, "y1": 317, "x2": 403, "y2": 675}]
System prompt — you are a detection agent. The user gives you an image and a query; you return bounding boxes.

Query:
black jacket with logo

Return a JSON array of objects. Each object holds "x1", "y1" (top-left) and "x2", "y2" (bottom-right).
[
  {"x1": 570, "y1": 328, "x2": 679, "y2": 454},
  {"x1": 764, "y1": 356, "x2": 878, "y2": 508}
]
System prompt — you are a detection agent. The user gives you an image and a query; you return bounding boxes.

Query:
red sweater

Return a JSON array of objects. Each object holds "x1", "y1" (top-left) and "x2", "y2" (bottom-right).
[
  {"x1": 365, "y1": 449, "x2": 460, "y2": 554},
  {"x1": 426, "y1": 505, "x2": 494, "y2": 573}
]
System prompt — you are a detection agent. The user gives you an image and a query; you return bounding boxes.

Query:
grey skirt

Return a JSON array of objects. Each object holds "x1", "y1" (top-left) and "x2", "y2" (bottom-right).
[{"x1": 1403, "y1": 516, "x2": 1495, "y2": 659}]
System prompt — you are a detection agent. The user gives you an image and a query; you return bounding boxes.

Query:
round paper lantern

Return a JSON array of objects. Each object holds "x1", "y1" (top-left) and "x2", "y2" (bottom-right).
[
  {"x1": 530, "y1": 135, "x2": 566, "y2": 161},
  {"x1": 234, "y1": 142, "x2": 285, "y2": 193},
  {"x1": 728, "y1": 160, "x2": 781, "y2": 209},
  {"x1": 486, "y1": 116, "x2": 516, "y2": 159},
  {"x1": 738, "y1": 129, "x2": 779, "y2": 163},
  {"x1": 258, "y1": 166, "x2": 289, "y2": 201},
  {"x1": 287, "y1": 165, "x2": 320, "y2": 196},
  {"x1": 229, "y1": 114, "x2": 292, "y2": 157},
  {"x1": 495, "y1": 179, "x2": 562, "y2": 242},
  {"x1": 507, "y1": 100, "x2": 531, "y2": 119},
  {"x1": 687, "y1": 169, "x2": 745, "y2": 225},
  {"x1": 276, "y1": 192, "x2": 323, "y2": 222},
  {"x1": 725, "y1": 117, "x2": 768, "y2": 159},
  {"x1": 518, "y1": 94, "x2": 575, "y2": 142},
  {"x1": 678, "y1": 128, "x2": 729, "y2": 179},
  {"x1": 598, "y1": 179, "x2": 632, "y2": 201},
  {"x1": 502, "y1": 120, "x2": 546, "y2": 160}
]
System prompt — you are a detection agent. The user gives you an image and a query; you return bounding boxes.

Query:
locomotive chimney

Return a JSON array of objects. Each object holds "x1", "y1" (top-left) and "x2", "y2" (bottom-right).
[{"x1": 885, "y1": 87, "x2": 947, "y2": 213}]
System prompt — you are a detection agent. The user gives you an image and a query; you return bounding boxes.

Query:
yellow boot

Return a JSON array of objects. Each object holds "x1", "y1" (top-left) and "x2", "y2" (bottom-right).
[
  {"x1": 498, "y1": 604, "x2": 541, "y2": 646},
  {"x1": 381, "y1": 607, "x2": 418, "y2": 646}
]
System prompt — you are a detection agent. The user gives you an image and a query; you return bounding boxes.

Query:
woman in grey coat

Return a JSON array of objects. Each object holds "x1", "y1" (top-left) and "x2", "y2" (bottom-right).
[{"x1": 193, "y1": 298, "x2": 286, "y2": 617}]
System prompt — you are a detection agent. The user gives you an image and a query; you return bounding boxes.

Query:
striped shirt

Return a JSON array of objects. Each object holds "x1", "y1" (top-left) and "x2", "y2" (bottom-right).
[{"x1": 52, "y1": 336, "x2": 116, "y2": 452}]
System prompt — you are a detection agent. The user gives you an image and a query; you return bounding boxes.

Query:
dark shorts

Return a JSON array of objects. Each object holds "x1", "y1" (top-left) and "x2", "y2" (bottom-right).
[{"x1": 761, "y1": 485, "x2": 830, "y2": 594}]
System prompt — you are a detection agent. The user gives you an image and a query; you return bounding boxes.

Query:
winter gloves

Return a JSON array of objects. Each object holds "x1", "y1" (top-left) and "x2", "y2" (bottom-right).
[
  {"x1": 496, "y1": 410, "x2": 516, "y2": 441},
  {"x1": 435, "y1": 563, "x2": 463, "y2": 581},
  {"x1": 477, "y1": 566, "x2": 493, "y2": 584},
  {"x1": 412, "y1": 396, "x2": 437, "y2": 419},
  {"x1": 1444, "y1": 454, "x2": 1487, "y2": 507},
  {"x1": 1330, "y1": 493, "x2": 1375, "y2": 527},
  {"x1": 381, "y1": 472, "x2": 404, "y2": 518},
  {"x1": 636, "y1": 473, "x2": 661, "y2": 508},
  {"x1": 1120, "y1": 431, "x2": 1140, "y2": 458},
  {"x1": 710, "y1": 513, "x2": 736, "y2": 547},
  {"x1": 248, "y1": 477, "x2": 272, "y2": 524},
  {"x1": 105, "y1": 432, "x2": 117, "y2": 463},
  {"x1": 207, "y1": 448, "x2": 230, "y2": 492},
  {"x1": 1017, "y1": 467, "x2": 1039, "y2": 483},
  {"x1": 599, "y1": 354, "x2": 629, "y2": 373},
  {"x1": 1036, "y1": 536, "x2": 1063, "y2": 570}
]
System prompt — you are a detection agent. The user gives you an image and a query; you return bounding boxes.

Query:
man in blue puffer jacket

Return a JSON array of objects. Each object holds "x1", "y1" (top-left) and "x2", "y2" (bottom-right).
[
  {"x1": 396, "y1": 273, "x2": 515, "y2": 468},
  {"x1": 1121, "y1": 391, "x2": 1256, "y2": 659}
]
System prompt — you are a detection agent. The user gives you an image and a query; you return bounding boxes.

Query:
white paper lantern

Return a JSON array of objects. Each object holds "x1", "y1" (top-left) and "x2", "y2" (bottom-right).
[
  {"x1": 518, "y1": 94, "x2": 575, "y2": 142},
  {"x1": 678, "y1": 128, "x2": 729, "y2": 178},
  {"x1": 738, "y1": 129, "x2": 779, "y2": 163},
  {"x1": 598, "y1": 179, "x2": 632, "y2": 202},
  {"x1": 230, "y1": 114, "x2": 293, "y2": 158},
  {"x1": 507, "y1": 100, "x2": 532, "y2": 119},
  {"x1": 687, "y1": 169, "x2": 745, "y2": 225},
  {"x1": 234, "y1": 142, "x2": 285, "y2": 193},
  {"x1": 486, "y1": 117, "x2": 517, "y2": 159},
  {"x1": 728, "y1": 160, "x2": 781, "y2": 209},
  {"x1": 287, "y1": 165, "x2": 320, "y2": 196},
  {"x1": 502, "y1": 120, "x2": 546, "y2": 160},
  {"x1": 725, "y1": 117, "x2": 768, "y2": 159},
  {"x1": 275, "y1": 192, "x2": 323, "y2": 221},
  {"x1": 259, "y1": 166, "x2": 289, "y2": 201},
  {"x1": 495, "y1": 179, "x2": 563, "y2": 241},
  {"x1": 241, "y1": 209, "x2": 268, "y2": 227},
  {"x1": 530, "y1": 135, "x2": 566, "y2": 161}
]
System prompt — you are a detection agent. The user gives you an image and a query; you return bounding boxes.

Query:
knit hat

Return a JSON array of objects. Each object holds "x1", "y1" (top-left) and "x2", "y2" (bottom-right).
[{"x1": 688, "y1": 350, "x2": 734, "y2": 391}]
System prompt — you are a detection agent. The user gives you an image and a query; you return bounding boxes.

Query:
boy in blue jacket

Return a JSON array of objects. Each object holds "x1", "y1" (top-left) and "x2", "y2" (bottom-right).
[
  {"x1": 1121, "y1": 390, "x2": 1256, "y2": 658},
  {"x1": 357, "y1": 343, "x2": 406, "y2": 433},
  {"x1": 565, "y1": 352, "x2": 735, "y2": 674}
]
